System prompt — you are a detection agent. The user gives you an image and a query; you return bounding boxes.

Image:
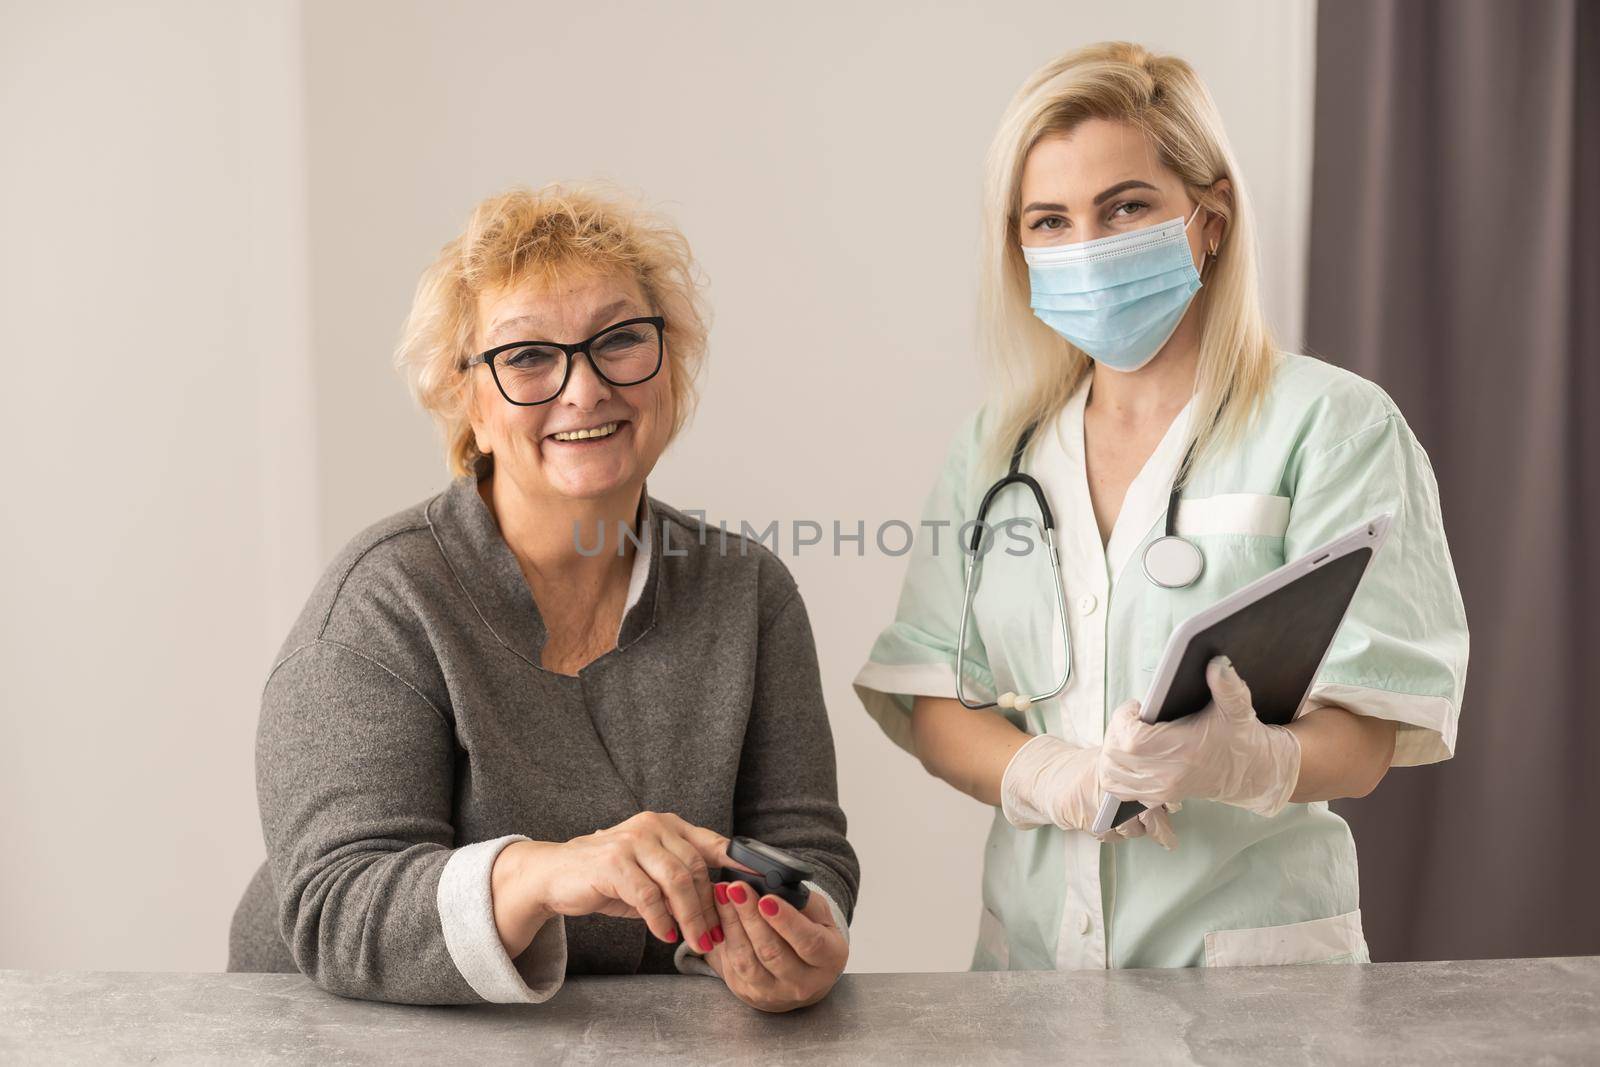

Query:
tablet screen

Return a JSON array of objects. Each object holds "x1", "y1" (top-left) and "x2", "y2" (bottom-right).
[
  {"x1": 1150, "y1": 545, "x2": 1373, "y2": 726},
  {"x1": 1107, "y1": 545, "x2": 1374, "y2": 831}
]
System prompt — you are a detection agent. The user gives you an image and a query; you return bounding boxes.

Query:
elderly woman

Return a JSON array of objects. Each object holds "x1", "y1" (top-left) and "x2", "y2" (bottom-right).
[{"x1": 228, "y1": 184, "x2": 858, "y2": 1012}]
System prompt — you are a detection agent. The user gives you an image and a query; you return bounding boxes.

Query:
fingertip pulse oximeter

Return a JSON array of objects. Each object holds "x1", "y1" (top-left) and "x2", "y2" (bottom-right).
[{"x1": 719, "y1": 836, "x2": 814, "y2": 911}]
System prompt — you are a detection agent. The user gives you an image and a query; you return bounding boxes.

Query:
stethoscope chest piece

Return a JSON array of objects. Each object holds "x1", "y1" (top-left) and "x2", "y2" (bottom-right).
[{"x1": 1142, "y1": 534, "x2": 1204, "y2": 589}]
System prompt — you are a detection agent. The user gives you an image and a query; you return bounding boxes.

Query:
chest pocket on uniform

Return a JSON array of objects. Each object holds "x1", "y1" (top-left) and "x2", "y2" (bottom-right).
[
  {"x1": 1174, "y1": 493, "x2": 1291, "y2": 540},
  {"x1": 1139, "y1": 493, "x2": 1291, "y2": 677}
]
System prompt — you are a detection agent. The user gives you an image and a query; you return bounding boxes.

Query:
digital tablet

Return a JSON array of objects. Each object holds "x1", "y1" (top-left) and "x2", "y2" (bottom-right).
[{"x1": 1090, "y1": 513, "x2": 1393, "y2": 836}]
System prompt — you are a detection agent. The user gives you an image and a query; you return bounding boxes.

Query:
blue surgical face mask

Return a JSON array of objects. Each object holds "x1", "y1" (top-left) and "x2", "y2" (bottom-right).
[{"x1": 1021, "y1": 203, "x2": 1204, "y2": 372}]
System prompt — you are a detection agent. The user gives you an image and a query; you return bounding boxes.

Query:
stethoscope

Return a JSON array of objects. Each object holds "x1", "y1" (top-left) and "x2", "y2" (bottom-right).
[{"x1": 953, "y1": 424, "x2": 1205, "y2": 712}]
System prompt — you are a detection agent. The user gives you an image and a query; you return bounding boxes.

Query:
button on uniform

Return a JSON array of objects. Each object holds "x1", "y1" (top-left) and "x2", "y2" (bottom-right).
[
  {"x1": 1077, "y1": 593, "x2": 1098, "y2": 616},
  {"x1": 1077, "y1": 911, "x2": 1091, "y2": 935}
]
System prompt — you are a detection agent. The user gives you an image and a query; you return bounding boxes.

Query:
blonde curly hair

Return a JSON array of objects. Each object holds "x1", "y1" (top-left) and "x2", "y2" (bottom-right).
[{"x1": 396, "y1": 183, "x2": 710, "y2": 478}]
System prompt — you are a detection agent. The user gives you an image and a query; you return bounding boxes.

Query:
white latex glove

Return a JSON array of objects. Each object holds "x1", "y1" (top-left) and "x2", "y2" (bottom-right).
[
  {"x1": 1001, "y1": 733, "x2": 1180, "y2": 849},
  {"x1": 1099, "y1": 655, "x2": 1302, "y2": 818}
]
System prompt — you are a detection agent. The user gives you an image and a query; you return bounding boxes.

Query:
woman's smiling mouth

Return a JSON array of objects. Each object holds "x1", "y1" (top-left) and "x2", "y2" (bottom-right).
[{"x1": 548, "y1": 420, "x2": 625, "y2": 443}]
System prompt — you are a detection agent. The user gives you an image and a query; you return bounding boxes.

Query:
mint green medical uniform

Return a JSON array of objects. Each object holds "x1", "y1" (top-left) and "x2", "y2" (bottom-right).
[{"x1": 853, "y1": 353, "x2": 1469, "y2": 969}]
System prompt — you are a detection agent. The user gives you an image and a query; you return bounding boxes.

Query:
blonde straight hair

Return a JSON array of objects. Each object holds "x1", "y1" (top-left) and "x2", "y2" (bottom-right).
[{"x1": 978, "y1": 41, "x2": 1277, "y2": 477}]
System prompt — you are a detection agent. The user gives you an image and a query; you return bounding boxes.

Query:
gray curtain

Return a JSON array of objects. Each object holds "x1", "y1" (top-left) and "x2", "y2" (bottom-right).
[{"x1": 1307, "y1": 0, "x2": 1599, "y2": 961}]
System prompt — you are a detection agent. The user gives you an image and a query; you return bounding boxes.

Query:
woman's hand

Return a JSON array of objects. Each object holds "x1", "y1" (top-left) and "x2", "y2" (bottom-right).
[
  {"x1": 493, "y1": 811, "x2": 728, "y2": 957},
  {"x1": 700, "y1": 880, "x2": 848, "y2": 1013},
  {"x1": 1002, "y1": 733, "x2": 1180, "y2": 847},
  {"x1": 1099, "y1": 656, "x2": 1302, "y2": 817}
]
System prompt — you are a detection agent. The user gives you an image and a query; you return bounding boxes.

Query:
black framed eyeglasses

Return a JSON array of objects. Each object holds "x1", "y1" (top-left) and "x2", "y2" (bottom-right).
[{"x1": 466, "y1": 315, "x2": 665, "y2": 406}]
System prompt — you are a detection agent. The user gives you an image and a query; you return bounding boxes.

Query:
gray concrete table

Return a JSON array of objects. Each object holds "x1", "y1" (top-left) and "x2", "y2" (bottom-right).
[{"x1": 3, "y1": 958, "x2": 1597, "y2": 1064}]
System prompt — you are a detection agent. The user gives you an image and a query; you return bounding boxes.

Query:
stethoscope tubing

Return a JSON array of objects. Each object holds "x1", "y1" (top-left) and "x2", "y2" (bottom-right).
[{"x1": 953, "y1": 422, "x2": 1204, "y2": 710}]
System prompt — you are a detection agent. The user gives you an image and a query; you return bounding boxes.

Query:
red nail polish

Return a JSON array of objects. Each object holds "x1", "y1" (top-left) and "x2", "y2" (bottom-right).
[
  {"x1": 664, "y1": 928, "x2": 678, "y2": 943},
  {"x1": 729, "y1": 884, "x2": 748, "y2": 905},
  {"x1": 711, "y1": 925, "x2": 724, "y2": 944},
  {"x1": 759, "y1": 897, "x2": 779, "y2": 918},
  {"x1": 714, "y1": 883, "x2": 729, "y2": 905},
  {"x1": 698, "y1": 931, "x2": 713, "y2": 952}
]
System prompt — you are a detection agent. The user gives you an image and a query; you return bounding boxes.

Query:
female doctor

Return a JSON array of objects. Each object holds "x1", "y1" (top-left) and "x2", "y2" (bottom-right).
[{"x1": 853, "y1": 41, "x2": 1469, "y2": 970}]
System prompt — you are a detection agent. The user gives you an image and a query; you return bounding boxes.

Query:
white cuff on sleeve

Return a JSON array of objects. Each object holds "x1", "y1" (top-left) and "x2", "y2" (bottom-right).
[
  {"x1": 437, "y1": 834, "x2": 567, "y2": 1003},
  {"x1": 808, "y1": 881, "x2": 851, "y2": 942},
  {"x1": 673, "y1": 939, "x2": 718, "y2": 976},
  {"x1": 671, "y1": 881, "x2": 851, "y2": 977},
  {"x1": 852, "y1": 660, "x2": 972, "y2": 758},
  {"x1": 1305, "y1": 682, "x2": 1458, "y2": 766}
]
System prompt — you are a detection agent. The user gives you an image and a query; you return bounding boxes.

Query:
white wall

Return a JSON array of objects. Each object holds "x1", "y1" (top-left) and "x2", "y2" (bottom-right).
[
  {"x1": 0, "y1": 0, "x2": 318, "y2": 970},
  {"x1": 0, "y1": 0, "x2": 1314, "y2": 973}
]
